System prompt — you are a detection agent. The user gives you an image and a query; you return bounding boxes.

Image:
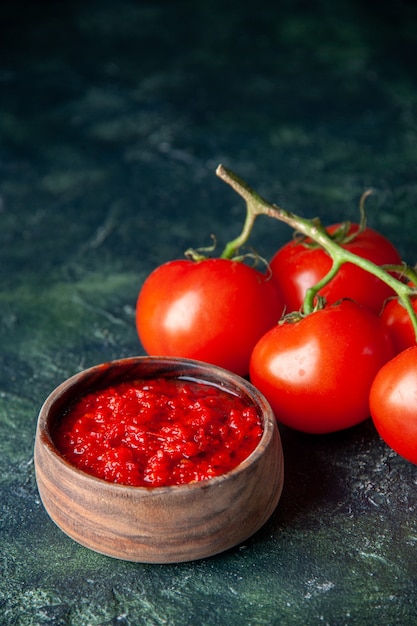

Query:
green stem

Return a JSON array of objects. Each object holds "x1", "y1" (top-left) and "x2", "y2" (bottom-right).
[
  {"x1": 303, "y1": 261, "x2": 342, "y2": 313},
  {"x1": 219, "y1": 170, "x2": 271, "y2": 259},
  {"x1": 220, "y1": 205, "x2": 258, "y2": 259},
  {"x1": 216, "y1": 164, "x2": 417, "y2": 340},
  {"x1": 383, "y1": 263, "x2": 417, "y2": 285}
]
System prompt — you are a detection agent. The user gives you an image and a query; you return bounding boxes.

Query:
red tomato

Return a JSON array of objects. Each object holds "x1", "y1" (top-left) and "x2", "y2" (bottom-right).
[
  {"x1": 370, "y1": 346, "x2": 417, "y2": 464},
  {"x1": 270, "y1": 224, "x2": 402, "y2": 314},
  {"x1": 136, "y1": 258, "x2": 284, "y2": 377},
  {"x1": 380, "y1": 293, "x2": 417, "y2": 355},
  {"x1": 249, "y1": 300, "x2": 394, "y2": 434}
]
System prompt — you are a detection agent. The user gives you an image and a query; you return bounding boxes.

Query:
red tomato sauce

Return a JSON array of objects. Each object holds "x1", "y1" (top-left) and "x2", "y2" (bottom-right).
[{"x1": 53, "y1": 377, "x2": 263, "y2": 487}]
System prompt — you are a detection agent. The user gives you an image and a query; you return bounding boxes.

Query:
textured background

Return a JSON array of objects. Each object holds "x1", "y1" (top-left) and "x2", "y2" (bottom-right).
[{"x1": 1, "y1": 1, "x2": 417, "y2": 624}]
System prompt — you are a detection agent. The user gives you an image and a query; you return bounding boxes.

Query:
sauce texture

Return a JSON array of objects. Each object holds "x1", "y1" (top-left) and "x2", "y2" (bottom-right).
[{"x1": 54, "y1": 377, "x2": 263, "y2": 487}]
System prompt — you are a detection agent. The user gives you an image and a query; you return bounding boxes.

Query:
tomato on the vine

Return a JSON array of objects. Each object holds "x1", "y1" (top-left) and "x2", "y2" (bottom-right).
[
  {"x1": 136, "y1": 258, "x2": 284, "y2": 377},
  {"x1": 380, "y1": 291, "x2": 417, "y2": 355},
  {"x1": 370, "y1": 346, "x2": 417, "y2": 465},
  {"x1": 249, "y1": 300, "x2": 394, "y2": 434},
  {"x1": 270, "y1": 224, "x2": 402, "y2": 314}
]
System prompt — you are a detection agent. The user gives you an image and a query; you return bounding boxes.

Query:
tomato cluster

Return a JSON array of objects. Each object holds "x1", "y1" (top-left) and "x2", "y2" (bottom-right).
[
  {"x1": 249, "y1": 300, "x2": 394, "y2": 434},
  {"x1": 370, "y1": 346, "x2": 417, "y2": 465},
  {"x1": 269, "y1": 223, "x2": 402, "y2": 314},
  {"x1": 380, "y1": 286, "x2": 417, "y2": 355},
  {"x1": 136, "y1": 258, "x2": 284, "y2": 377},
  {"x1": 135, "y1": 178, "x2": 417, "y2": 466}
]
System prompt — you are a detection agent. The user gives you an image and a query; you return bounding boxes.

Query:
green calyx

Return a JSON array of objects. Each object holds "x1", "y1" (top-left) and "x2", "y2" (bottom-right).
[
  {"x1": 185, "y1": 235, "x2": 218, "y2": 262},
  {"x1": 292, "y1": 189, "x2": 371, "y2": 250},
  {"x1": 184, "y1": 221, "x2": 268, "y2": 269}
]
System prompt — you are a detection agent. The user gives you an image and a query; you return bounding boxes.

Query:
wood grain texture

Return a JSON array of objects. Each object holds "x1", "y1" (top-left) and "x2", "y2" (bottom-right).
[{"x1": 34, "y1": 357, "x2": 284, "y2": 563}]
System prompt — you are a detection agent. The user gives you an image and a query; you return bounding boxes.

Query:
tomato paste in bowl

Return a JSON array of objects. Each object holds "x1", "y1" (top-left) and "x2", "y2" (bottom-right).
[
  {"x1": 54, "y1": 376, "x2": 263, "y2": 488},
  {"x1": 34, "y1": 356, "x2": 284, "y2": 563}
]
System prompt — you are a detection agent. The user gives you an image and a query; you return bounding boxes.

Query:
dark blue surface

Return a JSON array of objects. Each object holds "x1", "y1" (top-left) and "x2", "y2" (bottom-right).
[{"x1": 1, "y1": 1, "x2": 417, "y2": 624}]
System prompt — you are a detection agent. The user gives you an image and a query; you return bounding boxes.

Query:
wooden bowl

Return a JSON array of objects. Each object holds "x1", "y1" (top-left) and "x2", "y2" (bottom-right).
[{"x1": 34, "y1": 356, "x2": 284, "y2": 563}]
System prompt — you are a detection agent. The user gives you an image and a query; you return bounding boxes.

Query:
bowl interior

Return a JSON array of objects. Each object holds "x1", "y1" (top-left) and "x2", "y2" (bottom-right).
[{"x1": 42, "y1": 356, "x2": 275, "y2": 479}]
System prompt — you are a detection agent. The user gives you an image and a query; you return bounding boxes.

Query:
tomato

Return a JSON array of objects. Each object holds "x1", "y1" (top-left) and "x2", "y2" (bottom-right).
[
  {"x1": 136, "y1": 258, "x2": 284, "y2": 377},
  {"x1": 370, "y1": 346, "x2": 417, "y2": 464},
  {"x1": 380, "y1": 292, "x2": 417, "y2": 355},
  {"x1": 270, "y1": 224, "x2": 402, "y2": 314},
  {"x1": 249, "y1": 300, "x2": 394, "y2": 434}
]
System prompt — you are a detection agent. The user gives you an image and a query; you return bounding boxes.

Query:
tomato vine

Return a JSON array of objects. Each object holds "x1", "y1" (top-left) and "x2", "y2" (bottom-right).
[{"x1": 216, "y1": 164, "x2": 417, "y2": 339}]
